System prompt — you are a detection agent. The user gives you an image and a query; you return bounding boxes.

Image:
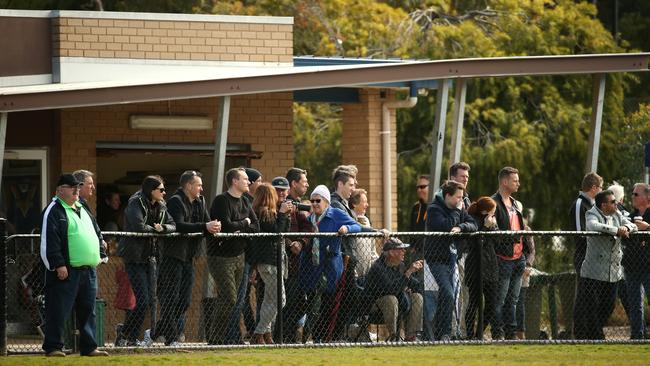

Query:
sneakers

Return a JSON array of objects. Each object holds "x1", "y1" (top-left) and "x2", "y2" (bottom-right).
[
  {"x1": 45, "y1": 350, "x2": 66, "y2": 357},
  {"x1": 115, "y1": 323, "x2": 126, "y2": 347},
  {"x1": 143, "y1": 329, "x2": 154, "y2": 347}
]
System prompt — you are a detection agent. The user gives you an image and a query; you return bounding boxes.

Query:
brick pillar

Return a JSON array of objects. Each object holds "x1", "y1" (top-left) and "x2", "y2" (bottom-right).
[{"x1": 341, "y1": 89, "x2": 397, "y2": 229}]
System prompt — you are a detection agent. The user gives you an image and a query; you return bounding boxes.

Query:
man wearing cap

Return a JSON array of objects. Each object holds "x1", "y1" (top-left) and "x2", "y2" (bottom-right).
[
  {"x1": 277, "y1": 168, "x2": 315, "y2": 342},
  {"x1": 40, "y1": 174, "x2": 108, "y2": 357},
  {"x1": 365, "y1": 238, "x2": 424, "y2": 342},
  {"x1": 299, "y1": 184, "x2": 361, "y2": 342}
]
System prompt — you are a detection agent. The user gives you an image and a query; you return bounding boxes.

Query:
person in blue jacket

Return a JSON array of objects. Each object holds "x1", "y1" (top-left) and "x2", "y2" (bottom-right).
[{"x1": 298, "y1": 184, "x2": 361, "y2": 343}]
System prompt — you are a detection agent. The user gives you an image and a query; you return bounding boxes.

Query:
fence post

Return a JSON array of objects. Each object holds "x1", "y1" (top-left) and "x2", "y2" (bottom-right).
[
  {"x1": 0, "y1": 218, "x2": 6, "y2": 356},
  {"x1": 477, "y1": 236, "x2": 484, "y2": 339},
  {"x1": 548, "y1": 283, "x2": 558, "y2": 339},
  {"x1": 275, "y1": 234, "x2": 283, "y2": 344}
]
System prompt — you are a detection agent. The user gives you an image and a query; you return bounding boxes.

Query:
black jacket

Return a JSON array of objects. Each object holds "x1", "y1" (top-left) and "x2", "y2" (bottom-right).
[
  {"x1": 425, "y1": 194, "x2": 477, "y2": 264},
  {"x1": 622, "y1": 208, "x2": 650, "y2": 273},
  {"x1": 410, "y1": 200, "x2": 427, "y2": 232},
  {"x1": 466, "y1": 214, "x2": 499, "y2": 283},
  {"x1": 568, "y1": 191, "x2": 593, "y2": 270},
  {"x1": 365, "y1": 255, "x2": 421, "y2": 304},
  {"x1": 253, "y1": 210, "x2": 290, "y2": 266},
  {"x1": 165, "y1": 188, "x2": 211, "y2": 262},
  {"x1": 118, "y1": 191, "x2": 176, "y2": 263},
  {"x1": 491, "y1": 192, "x2": 527, "y2": 259},
  {"x1": 208, "y1": 191, "x2": 260, "y2": 257},
  {"x1": 40, "y1": 197, "x2": 106, "y2": 271}
]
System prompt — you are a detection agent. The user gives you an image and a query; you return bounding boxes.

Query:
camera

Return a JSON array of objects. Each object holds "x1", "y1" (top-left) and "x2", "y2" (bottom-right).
[{"x1": 289, "y1": 199, "x2": 311, "y2": 212}]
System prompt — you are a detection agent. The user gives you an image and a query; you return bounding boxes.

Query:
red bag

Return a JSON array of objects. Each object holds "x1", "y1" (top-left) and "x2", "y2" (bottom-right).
[{"x1": 114, "y1": 267, "x2": 136, "y2": 311}]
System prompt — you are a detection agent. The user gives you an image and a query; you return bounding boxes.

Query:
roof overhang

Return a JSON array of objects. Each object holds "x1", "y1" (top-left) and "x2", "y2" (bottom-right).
[{"x1": 1, "y1": 53, "x2": 648, "y2": 112}]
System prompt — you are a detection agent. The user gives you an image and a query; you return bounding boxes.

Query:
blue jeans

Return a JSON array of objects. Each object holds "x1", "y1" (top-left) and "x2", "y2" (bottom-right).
[
  {"x1": 429, "y1": 257, "x2": 457, "y2": 340},
  {"x1": 124, "y1": 263, "x2": 154, "y2": 342},
  {"x1": 42, "y1": 267, "x2": 98, "y2": 355},
  {"x1": 626, "y1": 271, "x2": 650, "y2": 339},
  {"x1": 423, "y1": 290, "x2": 439, "y2": 341},
  {"x1": 495, "y1": 256, "x2": 525, "y2": 339}
]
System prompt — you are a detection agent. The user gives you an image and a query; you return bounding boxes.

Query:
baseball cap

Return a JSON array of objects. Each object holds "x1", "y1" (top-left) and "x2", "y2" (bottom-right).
[
  {"x1": 56, "y1": 173, "x2": 83, "y2": 187},
  {"x1": 382, "y1": 237, "x2": 410, "y2": 251},
  {"x1": 272, "y1": 176, "x2": 290, "y2": 190}
]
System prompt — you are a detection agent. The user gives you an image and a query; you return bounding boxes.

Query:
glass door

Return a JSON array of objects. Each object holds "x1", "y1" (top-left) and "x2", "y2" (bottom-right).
[{"x1": 1, "y1": 149, "x2": 48, "y2": 234}]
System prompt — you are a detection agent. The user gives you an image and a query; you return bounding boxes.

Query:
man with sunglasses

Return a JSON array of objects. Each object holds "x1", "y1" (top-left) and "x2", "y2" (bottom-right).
[
  {"x1": 574, "y1": 189, "x2": 637, "y2": 340},
  {"x1": 623, "y1": 183, "x2": 650, "y2": 339},
  {"x1": 40, "y1": 174, "x2": 108, "y2": 357}
]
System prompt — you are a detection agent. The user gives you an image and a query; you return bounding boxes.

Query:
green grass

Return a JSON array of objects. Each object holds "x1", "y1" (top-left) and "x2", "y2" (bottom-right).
[{"x1": 4, "y1": 345, "x2": 650, "y2": 365}]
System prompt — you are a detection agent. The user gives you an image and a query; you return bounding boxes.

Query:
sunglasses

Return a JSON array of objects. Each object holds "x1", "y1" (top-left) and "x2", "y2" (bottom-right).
[
  {"x1": 416, "y1": 185, "x2": 428, "y2": 190},
  {"x1": 156, "y1": 187, "x2": 166, "y2": 193},
  {"x1": 608, "y1": 199, "x2": 617, "y2": 204},
  {"x1": 310, "y1": 199, "x2": 321, "y2": 204}
]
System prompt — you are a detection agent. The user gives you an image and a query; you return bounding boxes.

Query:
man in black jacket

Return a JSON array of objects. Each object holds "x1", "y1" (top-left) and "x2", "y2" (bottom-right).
[
  {"x1": 491, "y1": 166, "x2": 530, "y2": 340},
  {"x1": 40, "y1": 174, "x2": 108, "y2": 357},
  {"x1": 207, "y1": 167, "x2": 259, "y2": 344},
  {"x1": 425, "y1": 180, "x2": 477, "y2": 341},
  {"x1": 569, "y1": 172, "x2": 603, "y2": 273},
  {"x1": 157, "y1": 170, "x2": 221, "y2": 346},
  {"x1": 365, "y1": 238, "x2": 424, "y2": 342}
]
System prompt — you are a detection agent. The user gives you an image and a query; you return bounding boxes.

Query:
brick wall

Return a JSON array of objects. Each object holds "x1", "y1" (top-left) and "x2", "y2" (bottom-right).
[
  {"x1": 59, "y1": 92, "x2": 294, "y2": 187},
  {"x1": 342, "y1": 89, "x2": 398, "y2": 230},
  {"x1": 52, "y1": 17, "x2": 293, "y2": 63}
]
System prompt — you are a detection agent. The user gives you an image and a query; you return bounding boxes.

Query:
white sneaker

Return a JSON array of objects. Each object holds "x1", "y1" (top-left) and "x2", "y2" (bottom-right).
[{"x1": 143, "y1": 329, "x2": 153, "y2": 347}]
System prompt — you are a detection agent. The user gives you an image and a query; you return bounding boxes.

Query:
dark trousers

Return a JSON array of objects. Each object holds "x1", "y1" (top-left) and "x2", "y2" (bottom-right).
[
  {"x1": 277, "y1": 276, "x2": 303, "y2": 342},
  {"x1": 156, "y1": 256, "x2": 193, "y2": 344},
  {"x1": 124, "y1": 263, "x2": 154, "y2": 342},
  {"x1": 42, "y1": 267, "x2": 98, "y2": 355},
  {"x1": 574, "y1": 277, "x2": 617, "y2": 340},
  {"x1": 465, "y1": 276, "x2": 498, "y2": 339}
]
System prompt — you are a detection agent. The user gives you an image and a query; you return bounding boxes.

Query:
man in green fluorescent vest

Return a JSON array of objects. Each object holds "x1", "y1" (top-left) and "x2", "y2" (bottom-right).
[{"x1": 40, "y1": 173, "x2": 108, "y2": 357}]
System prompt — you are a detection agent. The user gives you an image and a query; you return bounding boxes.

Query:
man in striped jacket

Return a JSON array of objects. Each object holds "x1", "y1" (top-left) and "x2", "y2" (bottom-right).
[
  {"x1": 569, "y1": 172, "x2": 603, "y2": 273},
  {"x1": 40, "y1": 174, "x2": 108, "y2": 357}
]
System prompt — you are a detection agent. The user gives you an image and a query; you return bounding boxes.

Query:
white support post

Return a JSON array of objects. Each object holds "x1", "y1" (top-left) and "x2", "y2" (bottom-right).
[
  {"x1": 586, "y1": 74, "x2": 606, "y2": 174},
  {"x1": 0, "y1": 113, "x2": 7, "y2": 198},
  {"x1": 449, "y1": 79, "x2": 467, "y2": 165},
  {"x1": 212, "y1": 96, "x2": 231, "y2": 198},
  {"x1": 429, "y1": 79, "x2": 450, "y2": 200}
]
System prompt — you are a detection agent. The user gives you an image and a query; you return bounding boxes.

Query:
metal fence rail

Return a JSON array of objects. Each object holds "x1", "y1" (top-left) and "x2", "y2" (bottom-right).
[{"x1": 2, "y1": 221, "x2": 649, "y2": 354}]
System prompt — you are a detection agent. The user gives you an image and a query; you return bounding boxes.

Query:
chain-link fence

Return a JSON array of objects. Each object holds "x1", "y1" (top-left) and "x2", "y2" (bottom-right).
[{"x1": 2, "y1": 224, "x2": 650, "y2": 354}]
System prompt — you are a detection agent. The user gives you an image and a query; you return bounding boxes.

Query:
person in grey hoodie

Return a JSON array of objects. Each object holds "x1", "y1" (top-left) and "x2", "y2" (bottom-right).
[{"x1": 573, "y1": 189, "x2": 637, "y2": 340}]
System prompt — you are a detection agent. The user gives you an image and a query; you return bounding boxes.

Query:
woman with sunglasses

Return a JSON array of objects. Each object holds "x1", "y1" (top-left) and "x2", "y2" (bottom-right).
[
  {"x1": 117, "y1": 175, "x2": 175, "y2": 346},
  {"x1": 299, "y1": 185, "x2": 362, "y2": 343}
]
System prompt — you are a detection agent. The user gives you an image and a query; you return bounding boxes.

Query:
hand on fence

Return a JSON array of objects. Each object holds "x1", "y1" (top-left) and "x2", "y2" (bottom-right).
[
  {"x1": 338, "y1": 225, "x2": 349, "y2": 235},
  {"x1": 616, "y1": 226, "x2": 630, "y2": 238},
  {"x1": 634, "y1": 219, "x2": 649, "y2": 231},
  {"x1": 289, "y1": 241, "x2": 302, "y2": 255},
  {"x1": 206, "y1": 220, "x2": 221, "y2": 234}
]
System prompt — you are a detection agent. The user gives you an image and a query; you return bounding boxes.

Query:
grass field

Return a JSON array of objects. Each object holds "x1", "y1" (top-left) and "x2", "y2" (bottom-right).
[{"x1": 3, "y1": 344, "x2": 650, "y2": 366}]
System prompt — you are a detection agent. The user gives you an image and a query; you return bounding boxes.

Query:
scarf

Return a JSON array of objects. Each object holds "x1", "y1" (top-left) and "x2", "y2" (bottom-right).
[{"x1": 309, "y1": 208, "x2": 328, "y2": 266}]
